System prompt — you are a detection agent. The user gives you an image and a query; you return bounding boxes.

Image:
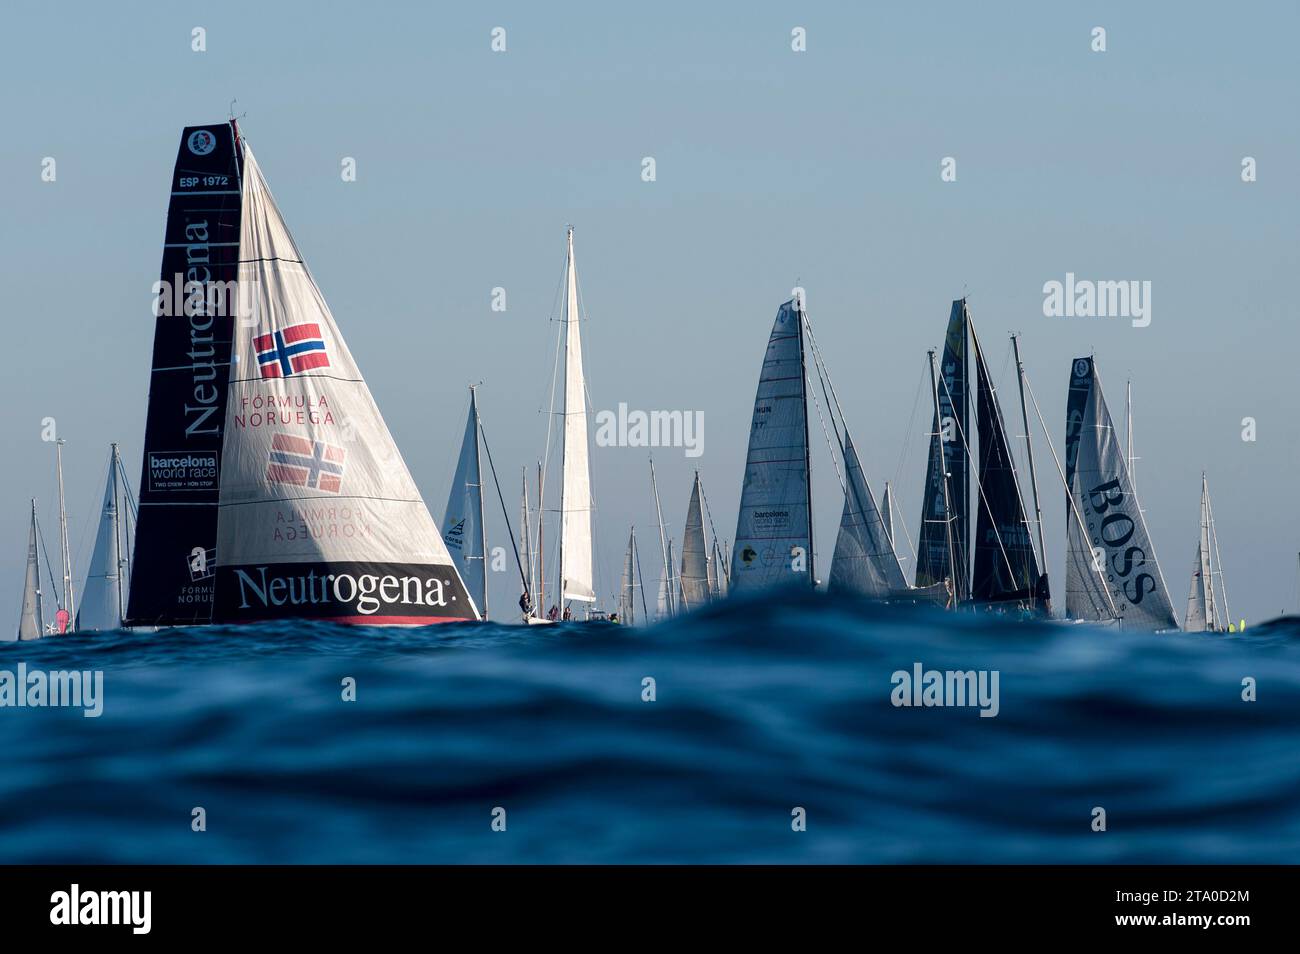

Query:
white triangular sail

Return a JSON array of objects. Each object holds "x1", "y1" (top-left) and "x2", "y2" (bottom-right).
[
  {"x1": 680, "y1": 473, "x2": 711, "y2": 609},
  {"x1": 77, "y1": 449, "x2": 127, "y2": 631},
  {"x1": 559, "y1": 228, "x2": 596, "y2": 603},
  {"x1": 442, "y1": 389, "x2": 487, "y2": 617},
  {"x1": 1063, "y1": 357, "x2": 1177, "y2": 630},
  {"x1": 15, "y1": 500, "x2": 43, "y2": 641},
  {"x1": 213, "y1": 144, "x2": 476, "y2": 623},
  {"x1": 829, "y1": 434, "x2": 912, "y2": 598}
]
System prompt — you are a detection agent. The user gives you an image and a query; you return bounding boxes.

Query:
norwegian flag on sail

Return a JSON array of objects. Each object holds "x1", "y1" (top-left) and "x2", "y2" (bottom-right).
[
  {"x1": 266, "y1": 433, "x2": 346, "y2": 493},
  {"x1": 255, "y1": 323, "x2": 330, "y2": 378}
]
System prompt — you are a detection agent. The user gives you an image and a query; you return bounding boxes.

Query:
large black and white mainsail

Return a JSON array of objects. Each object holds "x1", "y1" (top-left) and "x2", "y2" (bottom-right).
[
  {"x1": 128, "y1": 123, "x2": 244, "y2": 626},
  {"x1": 730, "y1": 299, "x2": 814, "y2": 593},
  {"x1": 211, "y1": 139, "x2": 475, "y2": 624},
  {"x1": 970, "y1": 329, "x2": 1044, "y2": 608},
  {"x1": 915, "y1": 300, "x2": 969, "y2": 599},
  {"x1": 1064, "y1": 357, "x2": 1177, "y2": 630}
]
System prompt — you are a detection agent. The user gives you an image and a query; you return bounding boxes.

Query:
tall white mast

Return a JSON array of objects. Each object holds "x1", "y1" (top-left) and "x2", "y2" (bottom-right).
[
  {"x1": 56, "y1": 439, "x2": 74, "y2": 626},
  {"x1": 650, "y1": 456, "x2": 674, "y2": 617},
  {"x1": 111, "y1": 442, "x2": 126, "y2": 624}
]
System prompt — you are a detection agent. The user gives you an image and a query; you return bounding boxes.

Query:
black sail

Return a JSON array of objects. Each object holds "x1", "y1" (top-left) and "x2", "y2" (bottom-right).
[
  {"x1": 126, "y1": 123, "x2": 244, "y2": 625},
  {"x1": 915, "y1": 299, "x2": 969, "y2": 598},
  {"x1": 970, "y1": 330, "x2": 1043, "y2": 607}
]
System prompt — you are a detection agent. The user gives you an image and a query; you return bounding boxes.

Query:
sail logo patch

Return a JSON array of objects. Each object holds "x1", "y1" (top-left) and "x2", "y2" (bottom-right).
[
  {"x1": 444, "y1": 518, "x2": 466, "y2": 552},
  {"x1": 187, "y1": 129, "x2": 217, "y2": 155},
  {"x1": 267, "y1": 434, "x2": 346, "y2": 493},
  {"x1": 255, "y1": 323, "x2": 331, "y2": 378}
]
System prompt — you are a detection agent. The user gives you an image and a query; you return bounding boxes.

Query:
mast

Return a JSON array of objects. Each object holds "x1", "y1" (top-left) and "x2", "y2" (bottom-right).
[
  {"x1": 1125, "y1": 380, "x2": 1136, "y2": 491},
  {"x1": 56, "y1": 439, "x2": 74, "y2": 627},
  {"x1": 538, "y1": 461, "x2": 545, "y2": 615},
  {"x1": 472, "y1": 387, "x2": 488, "y2": 619},
  {"x1": 111, "y1": 443, "x2": 126, "y2": 624},
  {"x1": 927, "y1": 350, "x2": 958, "y2": 603},
  {"x1": 521, "y1": 468, "x2": 534, "y2": 613},
  {"x1": 795, "y1": 300, "x2": 815, "y2": 586},
  {"x1": 650, "y1": 456, "x2": 673, "y2": 616},
  {"x1": 1012, "y1": 335, "x2": 1048, "y2": 583}
]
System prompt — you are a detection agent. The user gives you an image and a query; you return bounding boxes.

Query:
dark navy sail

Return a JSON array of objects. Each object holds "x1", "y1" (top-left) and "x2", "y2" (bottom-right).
[
  {"x1": 127, "y1": 123, "x2": 244, "y2": 625},
  {"x1": 971, "y1": 330, "x2": 1043, "y2": 608},
  {"x1": 915, "y1": 300, "x2": 969, "y2": 598}
]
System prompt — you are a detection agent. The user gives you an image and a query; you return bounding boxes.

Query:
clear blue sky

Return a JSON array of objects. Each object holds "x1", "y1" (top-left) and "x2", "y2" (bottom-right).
[{"x1": 1, "y1": 1, "x2": 1297, "y2": 624}]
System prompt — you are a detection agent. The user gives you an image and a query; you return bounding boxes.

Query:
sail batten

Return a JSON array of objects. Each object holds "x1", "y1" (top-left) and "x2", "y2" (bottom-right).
[{"x1": 730, "y1": 300, "x2": 813, "y2": 592}]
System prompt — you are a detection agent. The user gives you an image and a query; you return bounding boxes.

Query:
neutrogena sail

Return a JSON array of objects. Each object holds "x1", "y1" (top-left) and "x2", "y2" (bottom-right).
[
  {"x1": 730, "y1": 299, "x2": 814, "y2": 592},
  {"x1": 127, "y1": 123, "x2": 245, "y2": 626},
  {"x1": 1063, "y1": 356, "x2": 1176, "y2": 630},
  {"x1": 209, "y1": 134, "x2": 475, "y2": 624}
]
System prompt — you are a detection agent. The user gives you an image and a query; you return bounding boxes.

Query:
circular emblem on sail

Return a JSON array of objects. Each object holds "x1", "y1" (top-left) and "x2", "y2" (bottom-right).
[
  {"x1": 187, "y1": 130, "x2": 217, "y2": 156},
  {"x1": 1073, "y1": 358, "x2": 1090, "y2": 379}
]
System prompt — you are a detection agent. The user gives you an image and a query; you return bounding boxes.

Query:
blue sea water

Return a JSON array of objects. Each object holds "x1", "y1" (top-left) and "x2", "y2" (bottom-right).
[{"x1": 0, "y1": 591, "x2": 1297, "y2": 864}]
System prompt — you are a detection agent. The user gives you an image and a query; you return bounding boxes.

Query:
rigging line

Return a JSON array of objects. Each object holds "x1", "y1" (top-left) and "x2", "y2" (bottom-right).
[
  {"x1": 633, "y1": 533, "x2": 650, "y2": 621},
  {"x1": 1020, "y1": 369, "x2": 1120, "y2": 621},
  {"x1": 476, "y1": 412, "x2": 530, "y2": 597},
  {"x1": 35, "y1": 513, "x2": 62, "y2": 610},
  {"x1": 697, "y1": 475, "x2": 727, "y2": 578},
  {"x1": 890, "y1": 356, "x2": 928, "y2": 566}
]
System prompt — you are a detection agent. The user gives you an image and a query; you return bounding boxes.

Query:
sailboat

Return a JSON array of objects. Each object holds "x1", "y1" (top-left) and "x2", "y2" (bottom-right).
[
  {"x1": 1063, "y1": 356, "x2": 1178, "y2": 630},
  {"x1": 618, "y1": 526, "x2": 647, "y2": 624},
  {"x1": 13, "y1": 500, "x2": 45, "y2": 641},
  {"x1": 678, "y1": 472, "x2": 715, "y2": 611},
  {"x1": 1185, "y1": 474, "x2": 1231, "y2": 632},
  {"x1": 76, "y1": 443, "x2": 137, "y2": 632},
  {"x1": 730, "y1": 299, "x2": 815, "y2": 592},
  {"x1": 127, "y1": 121, "x2": 476, "y2": 625},
  {"x1": 443, "y1": 386, "x2": 489, "y2": 618},
  {"x1": 528, "y1": 227, "x2": 599, "y2": 623},
  {"x1": 914, "y1": 300, "x2": 1049, "y2": 614}
]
